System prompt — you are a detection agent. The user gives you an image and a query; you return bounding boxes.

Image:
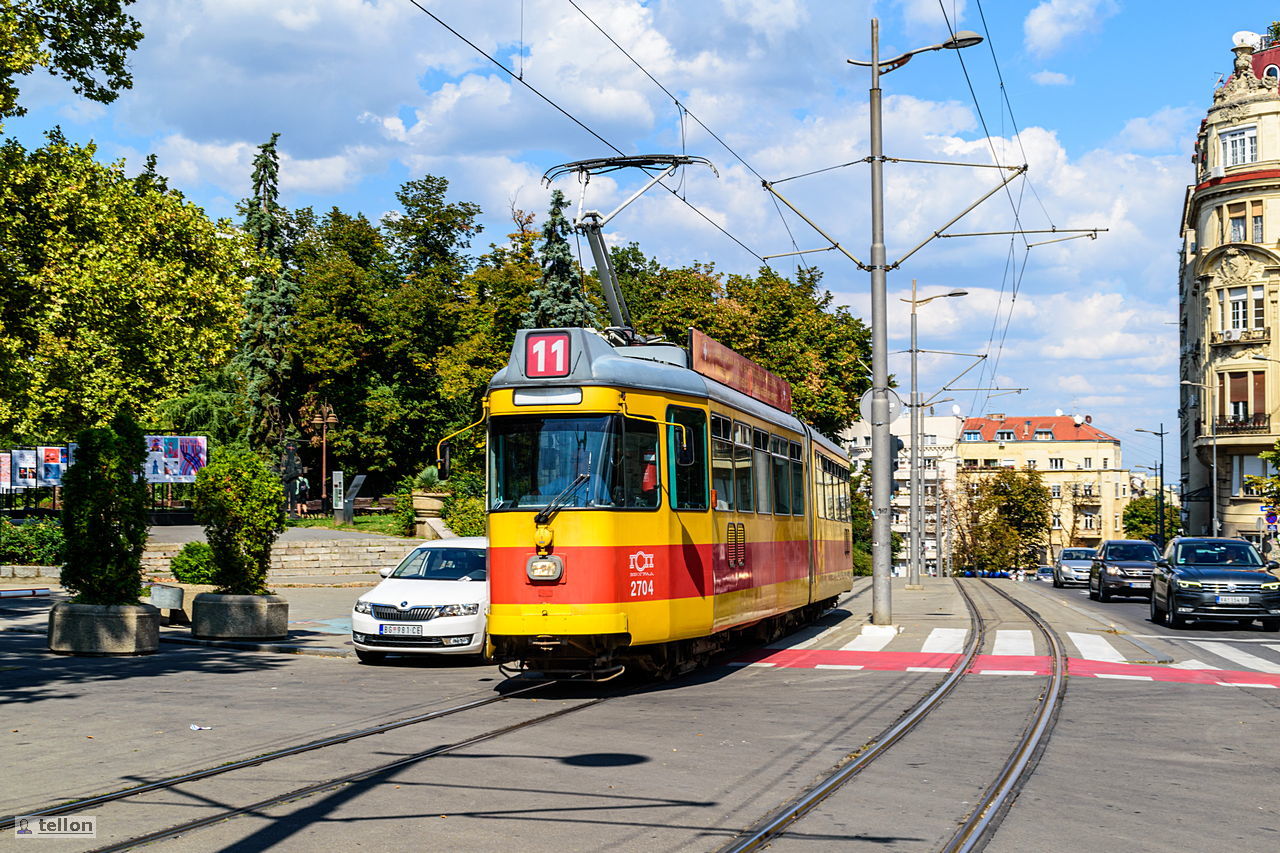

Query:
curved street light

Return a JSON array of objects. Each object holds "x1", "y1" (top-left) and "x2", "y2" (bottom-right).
[{"x1": 848, "y1": 19, "x2": 983, "y2": 624}]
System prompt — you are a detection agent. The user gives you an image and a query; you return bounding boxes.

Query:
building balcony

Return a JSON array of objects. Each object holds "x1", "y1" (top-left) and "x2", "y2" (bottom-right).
[
  {"x1": 1210, "y1": 327, "x2": 1269, "y2": 346},
  {"x1": 1214, "y1": 414, "x2": 1271, "y2": 435}
]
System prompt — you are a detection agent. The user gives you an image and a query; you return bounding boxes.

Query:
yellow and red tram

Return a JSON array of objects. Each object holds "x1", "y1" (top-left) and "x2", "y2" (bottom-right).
[{"x1": 483, "y1": 326, "x2": 853, "y2": 678}]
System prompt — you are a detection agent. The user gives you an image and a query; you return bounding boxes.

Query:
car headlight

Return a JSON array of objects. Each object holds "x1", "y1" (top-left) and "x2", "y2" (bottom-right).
[
  {"x1": 1262, "y1": 581, "x2": 1280, "y2": 591},
  {"x1": 353, "y1": 600, "x2": 373, "y2": 614},
  {"x1": 1106, "y1": 565, "x2": 1126, "y2": 575},
  {"x1": 1174, "y1": 578, "x2": 1201, "y2": 589},
  {"x1": 437, "y1": 603, "x2": 480, "y2": 617}
]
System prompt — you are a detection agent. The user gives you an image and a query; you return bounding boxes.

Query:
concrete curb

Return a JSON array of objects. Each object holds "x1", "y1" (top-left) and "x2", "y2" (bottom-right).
[{"x1": 1, "y1": 625, "x2": 353, "y2": 658}]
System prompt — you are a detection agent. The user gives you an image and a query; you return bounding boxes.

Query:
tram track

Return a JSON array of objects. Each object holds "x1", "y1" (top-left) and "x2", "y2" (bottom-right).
[{"x1": 718, "y1": 578, "x2": 1067, "y2": 853}]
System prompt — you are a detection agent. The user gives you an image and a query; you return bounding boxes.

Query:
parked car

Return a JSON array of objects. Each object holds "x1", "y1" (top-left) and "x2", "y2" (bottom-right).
[
  {"x1": 1035, "y1": 566, "x2": 1055, "y2": 583},
  {"x1": 1150, "y1": 537, "x2": 1280, "y2": 631},
  {"x1": 1089, "y1": 540, "x2": 1161, "y2": 601},
  {"x1": 351, "y1": 537, "x2": 489, "y2": 664},
  {"x1": 1053, "y1": 547, "x2": 1096, "y2": 588}
]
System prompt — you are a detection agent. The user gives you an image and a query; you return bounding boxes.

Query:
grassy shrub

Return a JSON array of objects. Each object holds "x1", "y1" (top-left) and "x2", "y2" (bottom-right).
[
  {"x1": 60, "y1": 413, "x2": 149, "y2": 605},
  {"x1": 170, "y1": 542, "x2": 216, "y2": 585},
  {"x1": 194, "y1": 447, "x2": 285, "y2": 595},
  {"x1": 0, "y1": 518, "x2": 66, "y2": 565}
]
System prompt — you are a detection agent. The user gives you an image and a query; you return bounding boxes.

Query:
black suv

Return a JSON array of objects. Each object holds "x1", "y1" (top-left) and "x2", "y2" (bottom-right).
[
  {"x1": 1089, "y1": 539, "x2": 1161, "y2": 601},
  {"x1": 1150, "y1": 537, "x2": 1280, "y2": 631}
]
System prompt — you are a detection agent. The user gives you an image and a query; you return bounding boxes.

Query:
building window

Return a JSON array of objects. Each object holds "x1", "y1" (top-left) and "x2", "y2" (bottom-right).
[
  {"x1": 1114, "y1": 513, "x2": 1120, "y2": 530},
  {"x1": 1082, "y1": 483, "x2": 1093, "y2": 497},
  {"x1": 1049, "y1": 458, "x2": 1064, "y2": 470},
  {"x1": 1255, "y1": 285, "x2": 1265, "y2": 328},
  {"x1": 1255, "y1": 214, "x2": 1265, "y2": 243},
  {"x1": 1083, "y1": 513, "x2": 1097, "y2": 530},
  {"x1": 962, "y1": 430, "x2": 981, "y2": 441},
  {"x1": 1267, "y1": 65, "x2": 1280, "y2": 79},
  {"x1": 1231, "y1": 215, "x2": 1247, "y2": 242},
  {"x1": 1102, "y1": 458, "x2": 1109, "y2": 469},
  {"x1": 924, "y1": 434, "x2": 937, "y2": 445},
  {"x1": 1052, "y1": 512, "x2": 1062, "y2": 530},
  {"x1": 1083, "y1": 457, "x2": 1092, "y2": 469},
  {"x1": 1026, "y1": 459, "x2": 1037, "y2": 469},
  {"x1": 983, "y1": 458, "x2": 998, "y2": 468},
  {"x1": 1034, "y1": 429, "x2": 1053, "y2": 440},
  {"x1": 922, "y1": 457, "x2": 938, "y2": 469},
  {"x1": 1233, "y1": 454, "x2": 1276, "y2": 496},
  {"x1": 995, "y1": 429, "x2": 1015, "y2": 440},
  {"x1": 1051, "y1": 484, "x2": 1061, "y2": 498},
  {"x1": 1222, "y1": 126, "x2": 1258, "y2": 166}
]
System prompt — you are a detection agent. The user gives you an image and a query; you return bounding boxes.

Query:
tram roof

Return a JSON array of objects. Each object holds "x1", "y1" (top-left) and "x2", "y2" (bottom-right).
[{"x1": 489, "y1": 328, "x2": 848, "y2": 461}]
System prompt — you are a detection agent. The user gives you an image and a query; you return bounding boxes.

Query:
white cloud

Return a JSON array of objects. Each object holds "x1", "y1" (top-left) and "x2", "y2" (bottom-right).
[
  {"x1": 149, "y1": 134, "x2": 376, "y2": 197},
  {"x1": 1031, "y1": 70, "x2": 1073, "y2": 86},
  {"x1": 1024, "y1": 0, "x2": 1118, "y2": 58},
  {"x1": 1115, "y1": 106, "x2": 1198, "y2": 152}
]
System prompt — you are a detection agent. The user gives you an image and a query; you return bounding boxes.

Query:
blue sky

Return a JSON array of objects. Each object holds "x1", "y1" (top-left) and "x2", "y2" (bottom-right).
[{"x1": 8, "y1": 0, "x2": 1280, "y2": 479}]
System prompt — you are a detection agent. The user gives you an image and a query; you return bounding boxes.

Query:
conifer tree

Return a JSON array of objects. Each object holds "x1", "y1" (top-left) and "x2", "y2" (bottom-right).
[
  {"x1": 236, "y1": 133, "x2": 298, "y2": 453},
  {"x1": 522, "y1": 190, "x2": 596, "y2": 329}
]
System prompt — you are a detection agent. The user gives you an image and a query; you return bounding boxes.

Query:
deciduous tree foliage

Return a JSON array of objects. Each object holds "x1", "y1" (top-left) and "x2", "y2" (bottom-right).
[
  {"x1": 0, "y1": 1, "x2": 143, "y2": 122},
  {"x1": 952, "y1": 468, "x2": 1052, "y2": 574},
  {"x1": 1121, "y1": 496, "x2": 1182, "y2": 543},
  {"x1": 612, "y1": 246, "x2": 871, "y2": 436},
  {"x1": 0, "y1": 130, "x2": 245, "y2": 443}
]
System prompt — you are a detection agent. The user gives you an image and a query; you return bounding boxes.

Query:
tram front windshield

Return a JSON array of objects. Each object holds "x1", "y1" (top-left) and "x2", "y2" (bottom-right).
[{"x1": 489, "y1": 414, "x2": 659, "y2": 510}]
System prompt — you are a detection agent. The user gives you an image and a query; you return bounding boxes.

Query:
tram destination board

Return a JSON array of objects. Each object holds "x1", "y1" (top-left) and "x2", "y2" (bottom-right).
[{"x1": 688, "y1": 328, "x2": 792, "y2": 413}]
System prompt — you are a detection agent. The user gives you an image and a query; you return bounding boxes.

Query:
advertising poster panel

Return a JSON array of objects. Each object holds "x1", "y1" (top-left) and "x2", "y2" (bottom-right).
[
  {"x1": 0, "y1": 453, "x2": 10, "y2": 491},
  {"x1": 11, "y1": 449, "x2": 37, "y2": 488},
  {"x1": 144, "y1": 435, "x2": 208, "y2": 484},
  {"x1": 37, "y1": 446, "x2": 67, "y2": 487}
]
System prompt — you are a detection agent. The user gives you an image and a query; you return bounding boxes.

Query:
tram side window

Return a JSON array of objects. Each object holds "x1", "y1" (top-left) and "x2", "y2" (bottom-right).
[
  {"x1": 733, "y1": 422, "x2": 754, "y2": 513},
  {"x1": 819, "y1": 457, "x2": 833, "y2": 519},
  {"x1": 711, "y1": 415, "x2": 734, "y2": 510},
  {"x1": 667, "y1": 406, "x2": 708, "y2": 511},
  {"x1": 621, "y1": 419, "x2": 660, "y2": 508},
  {"x1": 790, "y1": 441, "x2": 804, "y2": 516},
  {"x1": 753, "y1": 429, "x2": 773, "y2": 514},
  {"x1": 770, "y1": 436, "x2": 791, "y2": 515}
]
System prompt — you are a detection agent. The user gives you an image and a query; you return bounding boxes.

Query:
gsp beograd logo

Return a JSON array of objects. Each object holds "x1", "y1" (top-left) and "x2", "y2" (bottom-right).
[{"x1": 14, "y1": 815, "x2": 97, "y2": 839}]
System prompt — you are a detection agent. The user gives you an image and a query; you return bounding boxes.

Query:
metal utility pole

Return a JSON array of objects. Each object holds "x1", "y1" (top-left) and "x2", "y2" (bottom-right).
[
  {"x1": 849, "y1": 20, "x2": 982, "y2": 623},
  {"x1": 904, "y1": 280, "x2": 967, "y2": 589},
  {"x1": 1137, "y1": 424, "x2": 1168, "y2": 547}
]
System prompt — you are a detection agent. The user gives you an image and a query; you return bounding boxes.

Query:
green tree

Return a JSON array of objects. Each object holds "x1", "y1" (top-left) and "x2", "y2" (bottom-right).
[
  {"x1": 236, "y1": 133, "x2": 298, "y2": 454},
  {"x1": 193, "y1": 447, "x2": 286, "y2": 595},
  {"x1": 1122, "y1": 495, "x2": 1182, "y2": 543},
  {"x1": 0, "y1": 1, "x2": 143, "y2": 123},
  {"x1": 523, "y1": 189, "x2": 596, "y2": 329},
  {"x1": 58, "y1": 412, "x2": 148, "y2": 604},
  {"x1": 0, "y1": 130, "x2": 246, "y2": 443},
  {"x1": 953, "y1": 468, "x2": 1052, "y2": 574}
]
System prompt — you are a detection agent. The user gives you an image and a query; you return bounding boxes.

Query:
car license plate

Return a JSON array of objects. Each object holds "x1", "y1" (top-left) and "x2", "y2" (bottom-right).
[
  {"x1": 1127, "y1": 581, "x2": 1149, "y2": 588},
  {"x1": 1216, "y1": 595, "x2": 1250, "y2": 605},
  {"x1": 379, "y1": 624, "x2": 423, "y2": 636}
]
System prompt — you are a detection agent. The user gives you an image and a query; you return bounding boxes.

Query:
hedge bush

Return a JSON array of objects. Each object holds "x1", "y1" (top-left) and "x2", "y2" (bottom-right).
[
  {"x1": 0, "y1": 518, "x2": 66, "y2": 566},
  {"x1": 170, "y1": 542, "x2": 216, "y2": 585},
  {"x1": 443, "y1": 495, "x2": 485, "y2": 538},
  {"x1": 59, "y1": 413, "x2": 149, "y2": 605},
  {"x1": 194, "y1": 447, "x2": 285, "y2": 595}
]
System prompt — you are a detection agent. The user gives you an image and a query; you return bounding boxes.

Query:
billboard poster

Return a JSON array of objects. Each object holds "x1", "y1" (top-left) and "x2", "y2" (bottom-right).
[
  {"x1": 0, "y1": 453, "x2": 9, "y2": 491},
  {"x1": 11, "y1": 449, "x2": 37, "y2": 488},
  {"x1": 144, "y1": 435, "x2": 208, "y2": 484},
  {"x1": 37, "y1": 446, "x2": 68, "y2": 487}
]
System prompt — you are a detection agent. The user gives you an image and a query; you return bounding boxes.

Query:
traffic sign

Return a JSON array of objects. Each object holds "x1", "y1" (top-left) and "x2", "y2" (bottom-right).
[{"x1": 1267, "y1": 512, "x2": 1277, "y2": 525}]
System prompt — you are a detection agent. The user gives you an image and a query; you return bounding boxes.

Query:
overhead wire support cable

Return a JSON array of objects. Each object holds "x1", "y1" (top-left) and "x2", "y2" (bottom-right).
[
  {"x1": 889, "y1": 165, "x2": 1027, "y2": 269},
  {"x1": 406, "y1": 0, "x2": 768, "y2": 264},
  {"x1": 761, "y1": 180, "x2": 868, "y2": 270}
]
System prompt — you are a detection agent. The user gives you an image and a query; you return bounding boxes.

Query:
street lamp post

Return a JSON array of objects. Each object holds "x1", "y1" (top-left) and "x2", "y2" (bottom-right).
[
  {"x1": 1181, "y1": 381, "x2": 1217, "y2": 535},
  {"x1": 311, "y1": 402, "x2": 339, "y2": 508},
  {"x1": 849, "y1": 20, "x2": 982, "y2": 623},
  {"x1": 902, "y1": 280, "x2": 968, "y2": 589},
  {"x1": 1135, "y1": 424, "x2": 1167, "y2": 547}
]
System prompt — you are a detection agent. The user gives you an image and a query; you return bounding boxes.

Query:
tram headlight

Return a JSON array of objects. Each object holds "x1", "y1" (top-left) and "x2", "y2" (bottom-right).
[{"x1": 527, "y1": 555, "x2": 564, "y2": 581}]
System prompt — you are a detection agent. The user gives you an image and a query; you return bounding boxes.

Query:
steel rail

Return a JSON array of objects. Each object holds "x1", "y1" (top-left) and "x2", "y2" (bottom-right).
[
  {"x1": 1, "y1": 679, "x2": 553, "y2": 831},
  {"x1": 87, "y1": 695, "x2": 611, "y2": 853},
  {"x1": 938, "y1": 580, "x2": 1067, "y2": 853},
  {"x1": 717, "y1": 577, "x2": 985, "y2": 853}
]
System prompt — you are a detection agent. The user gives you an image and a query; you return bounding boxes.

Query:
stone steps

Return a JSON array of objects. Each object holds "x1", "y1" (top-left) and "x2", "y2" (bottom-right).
[{"x1": 144, "y1": 537, "x2": 427, "y2": 579}]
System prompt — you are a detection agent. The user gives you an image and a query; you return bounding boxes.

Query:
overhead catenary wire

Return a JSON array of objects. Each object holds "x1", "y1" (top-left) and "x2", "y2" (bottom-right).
[{"x1": 405, "y1": 0, "x2": 768, "y2": 264}]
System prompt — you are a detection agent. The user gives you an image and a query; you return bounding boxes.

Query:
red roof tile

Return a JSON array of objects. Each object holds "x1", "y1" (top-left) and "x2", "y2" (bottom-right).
[{"x1": 961, "y1": 416, "x2": 1119, "y2": 443}]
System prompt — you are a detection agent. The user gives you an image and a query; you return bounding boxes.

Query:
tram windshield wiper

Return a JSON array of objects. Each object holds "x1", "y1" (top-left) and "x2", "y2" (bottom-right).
[{"x1": 534, "y1": 473, "x2": 589, "y2": 525}]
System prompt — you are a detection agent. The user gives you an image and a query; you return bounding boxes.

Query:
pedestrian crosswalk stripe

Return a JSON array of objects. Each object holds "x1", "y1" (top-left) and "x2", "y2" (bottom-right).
[
  {"x1": 1215, "y1": 681, "x2": 1277, "y2": 689},
  {"x1": 906, "y1": 666, "x2": 949, "y2": 672},
  {"x1": 992, "y1": 629, "x2": 1034, "y2": 657},
  {"x1": 1169, "y1": 659, "x2": 1221, "y2": 670},
  {"x1": 1095, "y1": 673, "x2": 1153, "y2": 681},
  {"x1": 1066, "y1": 632, "x2": 1126, "y2": 662},
  {"x1": 1190, "y1": 641, "x2": 1280, "y2": 674},
  {"x1": 977, "y1": 669, "x2": 1038, "y2": 676},
  {"x1": 921, "y1": 627, "x2": 968, "y2": 654},
  {"x1": 1265, "y1": 644, "x2": 1280, "y2": 656},
  {"x1": 841, "y1": 630, "x2": 897, "y2": 652},
  {"x1": 814, "y1": 663, "x2": 864, "y2": 670}
]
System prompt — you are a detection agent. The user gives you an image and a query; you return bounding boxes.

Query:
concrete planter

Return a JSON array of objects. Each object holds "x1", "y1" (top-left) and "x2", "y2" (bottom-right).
[
  {"x1": 411, "y1": 491, "x2": 449, "y2": 517},
  {"x1": 48, "y1": 602, "x2": 160, "y2": 656},
  {"x1": 191, "y1": 593, "x2": 289, "y2": 641}
]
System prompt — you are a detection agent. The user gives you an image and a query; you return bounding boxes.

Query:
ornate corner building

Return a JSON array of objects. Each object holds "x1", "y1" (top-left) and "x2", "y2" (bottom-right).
[{"x1": 1180, "y1": 34, "x2": 1280, "y2": 542}]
